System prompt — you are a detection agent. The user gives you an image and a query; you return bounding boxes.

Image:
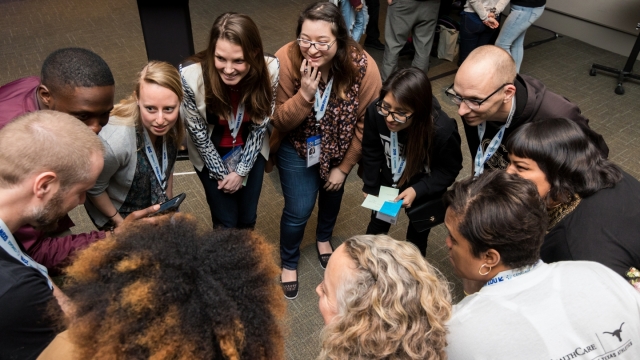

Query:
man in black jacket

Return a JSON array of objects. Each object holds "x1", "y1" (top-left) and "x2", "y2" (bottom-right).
[{"x1": 445, "y1": 45, "x2": 609, "y2": 176}]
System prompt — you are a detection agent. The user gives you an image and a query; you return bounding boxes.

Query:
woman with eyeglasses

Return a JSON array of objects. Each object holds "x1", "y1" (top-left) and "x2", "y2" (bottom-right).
[
  {"x1": 271, "y1": 1, "x2": 381, "y2": 299},
  {"x1": 180, "y1": 13, "x2": 279, "y2": 230},
  {"x1": 362, "y1": 67, "x2": 462, "y2": 255}
]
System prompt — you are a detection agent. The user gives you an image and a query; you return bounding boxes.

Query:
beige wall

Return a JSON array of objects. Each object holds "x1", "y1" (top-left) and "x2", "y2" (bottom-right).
[{"x1": 532, "y1": 2, "x2": 639, "y2": 57}]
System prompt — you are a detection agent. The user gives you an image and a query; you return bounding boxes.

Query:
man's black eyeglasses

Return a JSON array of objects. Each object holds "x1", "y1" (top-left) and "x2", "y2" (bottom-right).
[{"x1": 444, "y1": 83, "x2": 512, "y2": 110}]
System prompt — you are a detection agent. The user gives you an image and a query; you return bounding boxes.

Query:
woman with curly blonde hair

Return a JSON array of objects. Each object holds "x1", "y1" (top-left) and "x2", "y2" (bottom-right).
[{"x1": 316, "y1": 235, "x2": 451, "y2": 359}]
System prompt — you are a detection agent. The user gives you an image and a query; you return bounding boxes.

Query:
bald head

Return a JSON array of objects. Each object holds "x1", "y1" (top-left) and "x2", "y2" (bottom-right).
[
  {"x1": 0, "y1": 110, "x2": 104, "y2": 189},
  {"x1": 459, "y1": 45, "x2": 517, "y2": 87}
]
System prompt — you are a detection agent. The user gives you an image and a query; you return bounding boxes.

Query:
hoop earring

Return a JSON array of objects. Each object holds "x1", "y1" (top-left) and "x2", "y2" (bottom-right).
[{"x1": 478, "y1": 264, "x2": 492, "y2": 276}]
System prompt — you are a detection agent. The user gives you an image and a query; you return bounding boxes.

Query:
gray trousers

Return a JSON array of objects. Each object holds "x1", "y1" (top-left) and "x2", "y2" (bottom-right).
[{"x1": 381, "y1": 0, "x2": 440, "y2": 80}]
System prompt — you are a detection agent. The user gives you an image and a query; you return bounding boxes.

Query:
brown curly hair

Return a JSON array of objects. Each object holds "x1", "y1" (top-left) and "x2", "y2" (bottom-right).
[
  {"x1": 319, "y1": 235, "x2": 452, "y2": 360},
  {"x1": 59, "y1": 214, "x2": 285, "y2": 359}
]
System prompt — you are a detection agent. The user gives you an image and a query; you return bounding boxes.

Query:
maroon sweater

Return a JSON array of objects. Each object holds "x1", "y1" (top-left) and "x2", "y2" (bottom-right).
[{"x1": 0, "y1": 76, "x2": 106, "y2": 274}]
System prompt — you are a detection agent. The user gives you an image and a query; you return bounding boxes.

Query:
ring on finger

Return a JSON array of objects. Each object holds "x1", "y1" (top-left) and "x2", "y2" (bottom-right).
[{"x1": 304, "y1": 68, "x2": 308, "y2": 74}]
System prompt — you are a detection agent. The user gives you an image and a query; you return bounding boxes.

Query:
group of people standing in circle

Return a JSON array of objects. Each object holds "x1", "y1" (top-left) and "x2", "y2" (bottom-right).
[
  {"x1": 3, "y1": 1, "x2": 640, "y2": 359},
  {"x1": 88, "y1": 1, "x2": 464, "y2": 301},
  {"x1": 86, "y1": 0, "x2": 640, "y2": 304}
]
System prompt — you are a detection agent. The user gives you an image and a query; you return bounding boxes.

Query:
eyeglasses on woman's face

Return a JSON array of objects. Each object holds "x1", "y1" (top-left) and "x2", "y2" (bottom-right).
[
  {"x1": 376, "y1": 101, "x2": 413, "y2": 124},
  {"x1": 297, "y1": 38, "x2": 337, "y2": 52}
]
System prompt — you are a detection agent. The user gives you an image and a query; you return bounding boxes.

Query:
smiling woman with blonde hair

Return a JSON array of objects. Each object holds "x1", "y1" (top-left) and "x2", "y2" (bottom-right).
[
  {"x1": 316, "y1": 235, "x2": 451, "y2": 359},
  {"x1": 85, "y1": 61, "x2": 184, "y2": 230}
]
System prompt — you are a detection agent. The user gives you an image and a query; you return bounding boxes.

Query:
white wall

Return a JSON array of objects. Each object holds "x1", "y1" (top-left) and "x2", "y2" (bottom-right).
[{"x1": 531, "y1": 2, "x2": 639, "y2": 57}]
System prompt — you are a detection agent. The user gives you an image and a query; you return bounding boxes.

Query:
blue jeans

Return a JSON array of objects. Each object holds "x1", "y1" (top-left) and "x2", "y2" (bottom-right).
[
  {"x1": 277, "y1": 141, "x2": 344, "y2": 270},
  {"x1": 458, "y1": 11, "x2": 499, "y2": 66},
  {"x1": 195, "y1": 154, "x2": 266, "y2": 229},
  {"x1": 342, "y1": 0, "x2": 369, "y2": 42},
  {"x1": 495, "y1": 5, "x2": 545, "y2": 72}
]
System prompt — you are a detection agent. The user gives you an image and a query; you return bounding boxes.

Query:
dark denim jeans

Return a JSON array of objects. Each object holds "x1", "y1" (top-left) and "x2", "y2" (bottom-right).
[
  {"x1": 458, "y1": 11, "x2": 499, "y2": 66},
  {"x1": 195, "y1": 155, "x2": 266, "y2": 229},
  {"x1": 366, "y1": 210, "x2": 431, "y2": 256},
  {"x1": 277, "y1": 141, "x2": 344, "y2": 270}
]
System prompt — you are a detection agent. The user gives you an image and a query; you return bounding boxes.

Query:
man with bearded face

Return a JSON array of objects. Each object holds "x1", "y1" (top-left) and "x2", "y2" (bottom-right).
[
  {"x1": 0, "y1": 112, "x2": 161, "y2": 360},
  {"x1": 0, "y1": 111, "x2": 105, "y2": 359}
]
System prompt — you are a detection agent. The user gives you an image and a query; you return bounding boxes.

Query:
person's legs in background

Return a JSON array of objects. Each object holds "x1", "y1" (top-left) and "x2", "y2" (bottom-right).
[
  {"x1": 341, "y1": 0, "x2": 356, "y2": 40},
  {"x1": 363, "y1": 0, "x2": 384, "y2": 50},
  {"x1": 495, "y1": 5, "x2": 545, "y2": 72},
  {"x1": 458, "y1": 11, "x2": 489, "y2": 66},
  {"x1": 410, "y1": 0, "x2": 440, "y2": 74},
  {"x1": 382, "y1": 0, "x2": 419, "y2": 80},
  {"x1": 351, "y1": 2, "x2": 370, "y2": 42},
  {"x1": 235, "y1": 155, "x2": 266, "y2": 229}
]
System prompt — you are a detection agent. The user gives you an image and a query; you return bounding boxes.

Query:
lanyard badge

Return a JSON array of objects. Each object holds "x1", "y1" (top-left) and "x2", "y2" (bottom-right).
[
  {"x1": 0, "y1": 219, "x2": 52, "y2": 289},
  {"x1": 306, "y1": 78, "x2": 333, "y2": 167},
  {"x1": 142, "y1": 128, "x2": 168, "y2": 190},
  {"x1": 473, "y1": 97, "x2": 516, "y2": 177},
  {"x1": 314, "y1": 77, "x2": 334, "y2": 122},
  {"x1": 390, "y1": 132, "x2": 406, "y2": 186},
  {"x1": 228, "y1": 102, "x2": 245, "y2": 146}
]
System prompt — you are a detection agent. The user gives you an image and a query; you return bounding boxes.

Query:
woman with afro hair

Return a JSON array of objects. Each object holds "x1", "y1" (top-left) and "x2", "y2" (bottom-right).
[{"x1": 38, "y1": 214, "x2": 285, "y2": 360}]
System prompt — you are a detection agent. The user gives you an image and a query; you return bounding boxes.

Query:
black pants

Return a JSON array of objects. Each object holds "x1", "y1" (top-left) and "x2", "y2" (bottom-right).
[
  {"x1": 364, "y1": 0, "x2": 381, "y2": 42},
  {"x1": 366, "y1": 210, "x2": 430, "y2": 256}
]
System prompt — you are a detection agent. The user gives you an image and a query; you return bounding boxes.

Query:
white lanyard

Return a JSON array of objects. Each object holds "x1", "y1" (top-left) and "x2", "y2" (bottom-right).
[
  {"x1": 228, "y1": 102, "x2": 245, "y2": 145},
  {"x1": 484, "y1": 260, "x2": 542, "y2": 287},
  {"x1": 390, "y1": 131, "x2": 406, "y2": 186},
  {"x1": 314, "y1": 77, "x2": 334, "y2": 122},
  {"x1": 142, "y1": 127, "x2": 168, "y2": 190},
  {"x1": 474, "y1": 97, "x2": 516, "y2": 177},
  {"x1": 0, "y1": 219, "x2": 52, "y2": 289}
]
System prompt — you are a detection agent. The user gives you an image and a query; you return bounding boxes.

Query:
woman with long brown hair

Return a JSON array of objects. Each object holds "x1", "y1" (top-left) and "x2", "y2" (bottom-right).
[
  {"x1": 271, "y1": 1, "x2": 381, "y2": 299},
  {"x1": 180, "y1": 12, "x2": 279, "y2": 229},
  {"x1": 361, "y1": 67, "x2": 462, "y2": 255}
]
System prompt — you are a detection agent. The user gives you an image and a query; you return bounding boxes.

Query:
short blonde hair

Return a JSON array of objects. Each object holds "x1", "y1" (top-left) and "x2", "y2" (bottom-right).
[
  {"x1": 319, "y1": 235, "x2": 452, "y2": 360},
  {"x1": 0, "y1": 110, "x2": 104, "y2": 189},
  {"x1": 111, "y1": 61, "x2": 185, "y2": 147}
]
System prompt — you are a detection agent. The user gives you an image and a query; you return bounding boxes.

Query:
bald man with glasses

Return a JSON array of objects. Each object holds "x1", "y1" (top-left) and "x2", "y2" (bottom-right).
[{"x1": 446, "y1": 45, "x2": 609, "y2": 176}]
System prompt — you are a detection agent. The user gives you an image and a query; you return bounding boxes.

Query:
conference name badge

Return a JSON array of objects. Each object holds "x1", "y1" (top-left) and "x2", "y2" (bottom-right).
[{"x1": 306, "y1": 135, "x2": 321, "y2": 167}]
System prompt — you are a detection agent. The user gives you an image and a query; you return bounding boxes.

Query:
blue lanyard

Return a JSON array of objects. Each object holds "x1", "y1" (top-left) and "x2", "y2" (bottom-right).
[
  {"x1": 0, "y1": 219, "x2": 52, "y2": 289},
  {"x1": 228, "y1": 102, "x2": 245, "y2": 146},
  {"x1": 484, "y1": 260, "x2": 542, "y2": 287},
  {"x1": 314, "y1": 77, "x2": 334, "y2": 122},
  {"x1": 142, "y1": 128, "x2": 168, "y2": 190},
  {"x1": 390, "y1": 131, "x2": 406, "y2": 186},
  {"x1": 474, "y1": 97, "x2": 516, "y2": 177}
]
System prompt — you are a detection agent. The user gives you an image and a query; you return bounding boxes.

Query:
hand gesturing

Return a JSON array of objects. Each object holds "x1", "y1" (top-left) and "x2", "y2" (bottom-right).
[{"x1": 299, "y1": 59, "x2": 321, "y2": 102}]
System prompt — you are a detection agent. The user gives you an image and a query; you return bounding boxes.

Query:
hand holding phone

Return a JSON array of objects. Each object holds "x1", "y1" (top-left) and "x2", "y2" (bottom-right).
[{"x1": 148, "y1": 193, "x2": 186, "y2": 217}]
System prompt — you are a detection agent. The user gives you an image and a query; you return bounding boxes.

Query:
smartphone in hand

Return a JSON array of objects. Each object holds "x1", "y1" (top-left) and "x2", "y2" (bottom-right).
[{"x1": 148, "y1": 193, "x2": 186, "y2": 217}]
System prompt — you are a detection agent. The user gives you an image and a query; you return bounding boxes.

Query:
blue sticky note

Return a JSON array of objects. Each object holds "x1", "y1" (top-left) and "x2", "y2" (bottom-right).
[{"x1": 379, "y1": 200, "x2": 402, "y2": 217}]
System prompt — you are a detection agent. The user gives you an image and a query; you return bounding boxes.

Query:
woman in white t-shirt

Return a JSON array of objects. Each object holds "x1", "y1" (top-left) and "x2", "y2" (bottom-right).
[{"x1": 443, "y1": 170, "x2": 640, "y2": 360}]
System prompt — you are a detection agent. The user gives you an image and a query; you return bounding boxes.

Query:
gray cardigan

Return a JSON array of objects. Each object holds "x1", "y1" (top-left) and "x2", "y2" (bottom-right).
[{"x1": 85, "y1": 118, "x2": 137, "y2": 227}]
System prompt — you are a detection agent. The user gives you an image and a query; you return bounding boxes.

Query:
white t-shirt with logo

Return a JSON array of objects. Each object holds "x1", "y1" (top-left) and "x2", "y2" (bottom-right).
[{"x1": 446, "y1": 261, "x2": 640, "y2": 360}]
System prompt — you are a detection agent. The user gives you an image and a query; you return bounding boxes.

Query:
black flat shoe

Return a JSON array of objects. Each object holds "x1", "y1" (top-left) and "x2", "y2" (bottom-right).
[
  {"x1": 281, "y1": 274, "x2": 298, "y2": 300},
  {"x1": 316, "y1": 240, "x2": 334, "y2": 270}
]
